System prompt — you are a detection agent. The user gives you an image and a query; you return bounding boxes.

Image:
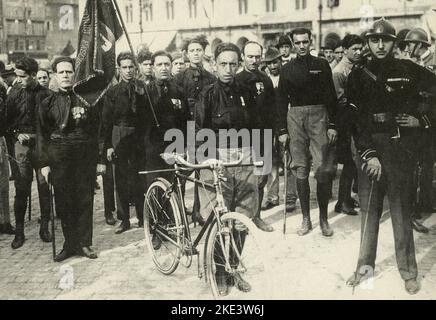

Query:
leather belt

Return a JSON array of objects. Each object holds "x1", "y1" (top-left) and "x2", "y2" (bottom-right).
[{"x1": 292, "y1": 104, "x2": 325, "y2": 108}]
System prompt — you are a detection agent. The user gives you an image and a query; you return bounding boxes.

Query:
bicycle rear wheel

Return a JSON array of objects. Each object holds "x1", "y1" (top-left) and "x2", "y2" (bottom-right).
[
  {"x1": 144, "y1": 178, "x2": 183, "y2": 275},
  {"x1": 204, "y1": 212, "x2": 272, "y2": 299}
]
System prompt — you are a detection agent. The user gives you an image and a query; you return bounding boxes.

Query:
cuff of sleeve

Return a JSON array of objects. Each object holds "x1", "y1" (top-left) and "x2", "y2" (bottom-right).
[
  {"x1": 360, "y1": 149, "x2": 378, "y2": 162},
  {"x1": 278, "y1": 128, "x2": 288, "y2": 136},
  {"x1": 419, "y1": 115, "x2": 432, "y2": 129},
  {"x1": 328, "y1": 123, "x2": 336, "y2": 130}
]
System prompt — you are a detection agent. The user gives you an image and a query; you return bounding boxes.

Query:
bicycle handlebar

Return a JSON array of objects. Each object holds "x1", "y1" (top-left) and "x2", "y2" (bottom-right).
[{"x1": 161, "y1": 153, "x2": 264, "y2": 170}]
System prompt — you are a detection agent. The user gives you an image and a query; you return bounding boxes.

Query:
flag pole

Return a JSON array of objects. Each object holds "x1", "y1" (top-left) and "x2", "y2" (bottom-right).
[{"x1": 111, "y1": 0, "x2": 160, "y2": 128}]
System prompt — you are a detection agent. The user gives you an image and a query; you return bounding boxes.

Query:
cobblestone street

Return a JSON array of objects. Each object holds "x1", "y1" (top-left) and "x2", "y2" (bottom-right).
[{"x1": 1, "y1": 172, "x2": 436, "y2": 300}]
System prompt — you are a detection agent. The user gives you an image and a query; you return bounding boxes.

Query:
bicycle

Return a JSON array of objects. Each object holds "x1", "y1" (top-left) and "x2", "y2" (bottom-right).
[{"x1": 140, "y1": 153, "x2": 272, "y2": 299}]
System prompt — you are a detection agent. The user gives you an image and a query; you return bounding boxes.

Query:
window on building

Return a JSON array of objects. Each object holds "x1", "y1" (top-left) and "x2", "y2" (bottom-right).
[
  {"x1": 37, "y1": 39, "x2": 45, "y2": 51},
  {"x1": 295, "y1": 0, "x2": 300, "y2": 10},
  {"x1": 46, "y1": 21, "x2": 52, "y2": 31},
  {"x1": 17, "y1": 39, "x2": 25, "y2": 51},
  {"x1": 144, "y1": 0, "x2": 153, "y2": 22},
  {"x1": 7, "y1": 39, "x2": 16, "y2": 51},
  {"x1": 295, "y1": 0, "x2": 307, "y2": 10},
  {"x1": 302, "y1": 0, "x2": 307, "y2": 9},
  {"x1": 211, "y1": 0, "x2": 215, "y2": 17},
  {"x1": 239, "y1": 0, "x2": 248, "y2": 14},
  {"x1": 166, "y1": 0, "x2": 174, "y2": 20},
  {"x1": 125, "y1": 1, "x2": 133, "y2": 23},
  {"x1": 188, "y1": 0, "x2": 197, "y2": 18},
  {"x1": 266, "y1": 0, "x2": 276, "y2": 12}
]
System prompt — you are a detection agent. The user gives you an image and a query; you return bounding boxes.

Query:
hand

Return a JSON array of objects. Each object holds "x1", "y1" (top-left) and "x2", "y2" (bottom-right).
[
  {"x1": 96, "y1": 164, "x2": 106, "y2": 176},
  {"x1": 17, "y1": 134, "x2": 30, "y2": 144},
  {"x1": 361, "y1": 158, "x2": 382, "y2": 181},
  {"x1": 107, "y1": 148, "x2": 115, "y2": 162},
  {"x1": 327, "y1": 129, "x2": 338, "y2": 145},
  {"x1": 41, "y1": 166, "x2": 51, "y2": 183},
  {"x1": 395, "y1": 114, "x2": 420, "y2": 128},
  {"x1": 278, "y1": 134, "x2": 289, "y2": 146}
]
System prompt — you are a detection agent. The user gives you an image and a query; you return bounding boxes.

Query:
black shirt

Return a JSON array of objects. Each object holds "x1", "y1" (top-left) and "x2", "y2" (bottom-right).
[
  {"x1": 102, "y1": 79, "x2": 148, "y2": 149},
  {"x1": 277, "y1": 54, "x2": 338, "y2": 134},
  {"x1": 5, "y1": 81, "x2": 52, "y2": 134},
  {"x1": 348, "y1": 56, "x2": 436, "y2": 160}
]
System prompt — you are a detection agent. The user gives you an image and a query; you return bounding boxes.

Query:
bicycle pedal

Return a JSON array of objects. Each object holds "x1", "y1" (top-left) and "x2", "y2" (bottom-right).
[{"x1": 183, "y1": 247, "x2": 199, "y2": 256}]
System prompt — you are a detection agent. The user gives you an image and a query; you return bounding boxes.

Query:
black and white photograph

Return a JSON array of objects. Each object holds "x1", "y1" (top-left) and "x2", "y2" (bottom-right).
[{"x1": 0, "y1": 0, "x2": 436, "y2": 304}]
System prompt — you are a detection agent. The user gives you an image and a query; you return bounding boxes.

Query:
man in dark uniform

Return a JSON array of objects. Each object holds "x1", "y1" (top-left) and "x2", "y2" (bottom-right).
[
  {"x1": 103, "y1": 52, "x2": 147, "y2": 234},
  {"x1": 39, "y1": 57, "x2": 106, "y2": 262},
  {"x1": 195, "y1": 42, "x2": 269, "y2": 296},
  {"x1": 345, "y1": 18, "x2": 436, "y2": 295},
  {"x1": 145, "y1": 51, "x2": 189, "y2": 249},
  {"x1": 236, "y1": 41, "x2": 275, "y2": 232},
  {"x1": 4, "y1": 57, "x2": 52, "y2": 249},
  {"x1": 175, "y1": 37, "x2": 216, "y2": 224},
  {"x1": 277, "y1": 28, "x2": 338, "y2": 237}
]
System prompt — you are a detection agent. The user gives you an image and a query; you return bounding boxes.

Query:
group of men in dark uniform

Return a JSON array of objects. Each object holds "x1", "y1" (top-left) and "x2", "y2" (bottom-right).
[{"x1": 0, "y1": 16, "x2": 435, "y2": 296}]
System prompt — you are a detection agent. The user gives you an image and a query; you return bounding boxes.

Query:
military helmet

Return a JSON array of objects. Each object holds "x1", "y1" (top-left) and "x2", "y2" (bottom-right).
[
  {"x1": 404, "y1": 28, "x2": 431, "y2": 46},
  {"x1": 365, "y1": 17, "x2": 397, "y2": 40}
]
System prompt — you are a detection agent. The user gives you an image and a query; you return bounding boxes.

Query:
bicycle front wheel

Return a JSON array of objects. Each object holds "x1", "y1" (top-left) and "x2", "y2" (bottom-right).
[
  {"x1": 204, "y1": 212, "x2": 272, "y2": 299},
  {"x1": 144, "y1": 178, "x2": 183, "y2": 275}
]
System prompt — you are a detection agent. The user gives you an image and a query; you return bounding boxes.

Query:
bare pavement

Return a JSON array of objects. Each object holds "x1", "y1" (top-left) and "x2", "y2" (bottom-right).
[{"x1": 1, "y1": 171, "x2": 436, "y2": 300}]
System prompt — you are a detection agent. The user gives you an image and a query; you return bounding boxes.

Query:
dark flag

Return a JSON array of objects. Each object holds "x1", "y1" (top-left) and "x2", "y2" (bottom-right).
[{"x1": 73, "y1": 0, "x2": 123, "y2": 107}]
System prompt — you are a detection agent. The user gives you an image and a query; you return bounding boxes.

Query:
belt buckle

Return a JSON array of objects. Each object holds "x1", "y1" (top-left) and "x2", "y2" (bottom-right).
[{"x1": 373, "y1": 113, "x2": 388, "y2": 123}]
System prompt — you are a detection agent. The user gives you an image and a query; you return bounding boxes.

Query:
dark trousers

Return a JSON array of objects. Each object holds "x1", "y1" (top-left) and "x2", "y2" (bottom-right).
[
  {"x1": 49, "y1": 142, "x2": 97, "y2": 252},
  {"x1": 354, "y1": 134, "x2": 417, "y2": 281},
  {"x1": 14, "y1": 140, "x2": 50, "y2": 231},
  {"x1": 114, "y1": 138, "x2": 145, "y2": 224}
]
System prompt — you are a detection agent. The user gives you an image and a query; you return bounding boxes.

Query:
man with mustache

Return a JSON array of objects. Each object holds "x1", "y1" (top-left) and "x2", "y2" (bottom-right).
[
  {"x1": 277, "y1": 28, "x2": 338, "y2": 238},
  {"x1": 103, "y1": 52, "x2": 148, "y2": 234},
  {"x1": 235, "y1": 41, "x2": 276, "y2": 232},
  {"x1": 345, "y1": 18, "x2": 436, "y2": 294},
  {"x1": 262, "y1": 47, "x2": 298, "y2": 213},
  {"x1": 332, "y1": 34, "x2": 364, "y2": 216},
  {"x1": 39, "y1": 57, "x2": 106, "y2": 261}
]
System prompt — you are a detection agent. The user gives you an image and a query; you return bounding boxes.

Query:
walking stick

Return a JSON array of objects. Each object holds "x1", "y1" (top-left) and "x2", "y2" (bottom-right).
[
  {"x1": 352, "y1": 178, "x2": 375, "y2": 295},
  {"x1": 49, "y1": 175, "x2": 56, "y2": 261},
  {"x1": 28, "y1": 186, "x2": 32, "y2": 221},
  {"x1": 283, "y1": 149, "x2": 288, "y2": 237}
]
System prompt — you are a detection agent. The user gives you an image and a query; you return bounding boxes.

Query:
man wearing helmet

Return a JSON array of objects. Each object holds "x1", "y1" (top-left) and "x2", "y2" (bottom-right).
[
  {"x1": 403, "y1": 28, "x2": 434, "y2": 70},
  {"x1": 346, "y1": 18, "x2": 436, "y2": 295}
]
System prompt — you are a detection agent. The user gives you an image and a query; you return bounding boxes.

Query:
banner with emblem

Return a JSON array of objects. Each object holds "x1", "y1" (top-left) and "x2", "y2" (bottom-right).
[{"x1": 73, "y1": 0, "x2": 124, "y2": 107}]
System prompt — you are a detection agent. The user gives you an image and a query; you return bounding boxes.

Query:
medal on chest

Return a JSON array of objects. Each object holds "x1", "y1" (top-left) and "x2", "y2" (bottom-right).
[
  {"x1": 171, "y1": 98, "x2": 182, "y2": 110},
  {"x1": 256, "y1": 82, "x2": 264, "y2": 95},
  {"x1": 71, "y1": 106, "x2": 87, "y2": 121}
]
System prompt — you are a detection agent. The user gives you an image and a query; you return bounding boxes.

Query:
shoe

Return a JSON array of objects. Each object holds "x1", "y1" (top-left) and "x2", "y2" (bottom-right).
[
  {"x1": 115, "y1": 222, "x2": 130, "y2": 234},
  {"x1": 1, "y1": 223, "x2": 15, "y2": 235},
  {"x1": 412, "y1": 220, "x2": 429, "y2": 234},
  {"x1": 297, "y1": 217, "x2": 312, "y2": 236},
  {"x1": 320, "y1": 218, "x2": 334, "y2": 237},
  {"x1": 192, "y1": 212, "x2": 206, "y2": 226},
  {"x1": 105, "y1": 214, "x2": 116, "y2": 226},
  {"x1": 79, "y1": 247, "x2": 98, "y2": 259},
  {"x1": 286, "y1": 202, "x2": 297, "y2": 212},
  {"x1": 233, "y1": 272, "x2": 252, "y2": 293},
  {"x1": 216, "y1": 272, "x2": 230, "y2": 296},
  {"x1": 346, "y1": 272, "x2": 364, "y2": 287},
  {"x1": 39, "y1": 227, "x2": 52, "y2": 243},
  {"x1": 54, "y1": 249, "x2": 75, "y2": 262},
  {"x1": 11, "y1": 234, "x2": 25, "y2": 249},
  {"x1": 261, "y1": 199, "x2": 279, "y2": 210},
  {"x1": 352, "y1": 199, "x2": 360, "y2": 208},
  {"x1": 405, "y1": 278, "x2": 419, "y2": 295},
  {"x1": 39, "y1": 220, "x2": 52, "y2": 243},
  {"x1": 152, "y1": 233, "x2": 162, "y2": 250},
  {"x1": 253, "y1": 217, "x2": 274, "y2": 232},
  {"x1": 335, "y1": 202, "x2": 358, "y2": 216}
]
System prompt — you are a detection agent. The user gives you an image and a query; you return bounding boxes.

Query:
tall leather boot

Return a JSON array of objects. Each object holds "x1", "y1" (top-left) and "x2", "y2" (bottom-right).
[
  {"x1": 296, "y1": 178, "x2": 312, "y2": 236},
  {"x1": 317, "y1": 181, "x2": 334, "y2": 237},
  {"x1": 11, "y1": 192, "x2": 27, "y2": 249},
  {"x1": 39, "y1": 219, "x2": 52, "y2": 243}
]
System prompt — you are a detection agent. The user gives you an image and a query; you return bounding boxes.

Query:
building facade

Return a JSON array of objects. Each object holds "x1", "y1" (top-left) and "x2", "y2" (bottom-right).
[{"x1": 77, "y1": 0, "x2": 436, "y2": 55}]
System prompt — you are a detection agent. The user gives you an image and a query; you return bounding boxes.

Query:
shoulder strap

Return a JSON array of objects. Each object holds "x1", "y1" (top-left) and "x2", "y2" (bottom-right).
[{"x1": 362, "y1": 66, "x2": 395, "y2": 93}]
